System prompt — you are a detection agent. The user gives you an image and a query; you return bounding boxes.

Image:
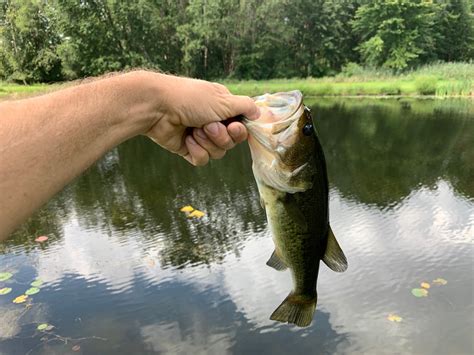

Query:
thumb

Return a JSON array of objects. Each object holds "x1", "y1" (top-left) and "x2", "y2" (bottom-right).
[{"x1": 227, "y1": 95, "x2": 260, "y2": 120}]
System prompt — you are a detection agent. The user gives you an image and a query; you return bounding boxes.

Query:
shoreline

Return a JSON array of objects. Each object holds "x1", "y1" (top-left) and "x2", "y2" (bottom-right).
[{"x1": 1, "y1": 79, "x2": 473, "y2": 99}]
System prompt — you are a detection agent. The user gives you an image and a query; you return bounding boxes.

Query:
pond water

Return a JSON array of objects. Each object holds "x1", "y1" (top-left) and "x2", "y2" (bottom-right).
[{"x1": 1, "y1": 98, "x2": 473, "y2": 355}]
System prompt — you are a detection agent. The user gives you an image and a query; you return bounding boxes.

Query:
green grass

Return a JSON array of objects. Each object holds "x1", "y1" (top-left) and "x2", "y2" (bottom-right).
[
  {"x1": 0, "y1": 83, "x2": 52, "y2": 98},
  {"x1": 223, "y1": 62, "x2": 473, "y2": 97},
  {"x1": 1, "y1": 62, "x2": 473, "y2": 98},
  {"x1": 224, "y1": 78, "x2": 472, "y2": 97}
]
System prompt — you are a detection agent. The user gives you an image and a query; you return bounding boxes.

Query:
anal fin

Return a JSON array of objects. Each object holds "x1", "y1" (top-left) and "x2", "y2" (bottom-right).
[
  {"x1": 266, "y1": 250, "x2": 288, "y2": 271},
  {"x1": 322, "y1": 226, "x2": 348, "y2": 272}
]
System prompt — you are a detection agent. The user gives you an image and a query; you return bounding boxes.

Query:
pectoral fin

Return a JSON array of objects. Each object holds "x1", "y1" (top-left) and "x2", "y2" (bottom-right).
[
  {"x1": 266, "y1": 250, "x2": 288, "y2": 271},
  {"x1": 322, "y1": 226, "x2": 348, "y2": 272}
]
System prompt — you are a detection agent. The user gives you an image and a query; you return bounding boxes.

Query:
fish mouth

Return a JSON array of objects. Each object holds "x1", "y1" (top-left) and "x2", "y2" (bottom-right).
[
  {"x1": 243, "y1": 90, "x2": 304, "y2": 152},
  {"x1": 243, "y1": 90, "x2": 312, "y2": 193}
]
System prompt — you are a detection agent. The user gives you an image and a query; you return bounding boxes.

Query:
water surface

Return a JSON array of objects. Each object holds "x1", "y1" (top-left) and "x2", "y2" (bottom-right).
[{"x1": 1, "y1": 98, "x2": 473, "y2": 354}]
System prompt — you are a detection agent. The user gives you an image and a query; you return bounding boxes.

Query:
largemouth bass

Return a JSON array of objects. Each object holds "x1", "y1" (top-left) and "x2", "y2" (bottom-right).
[{"x1": 242, "y1": 91, "x2": 347, "y2": 327}]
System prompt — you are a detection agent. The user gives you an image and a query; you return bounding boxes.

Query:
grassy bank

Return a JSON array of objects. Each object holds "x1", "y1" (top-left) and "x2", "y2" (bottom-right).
[
  {"x1": 1, "y1": 63, "x2": 473, "y2": 98},
  {"x1": 224, "y1": 63, "x2": 473, "y2": 97},
  {"x1": 225, "y1": 78, "x2": 472, "y2": 97},
  {"x1": 0, "y1": 83, "x2": 52, "y2": 98}
]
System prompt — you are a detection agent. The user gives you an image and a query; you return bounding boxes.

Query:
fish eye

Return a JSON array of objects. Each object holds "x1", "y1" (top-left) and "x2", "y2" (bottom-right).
[{"x1": 302, "y1": 123, "x2": 313, "y2": 136}]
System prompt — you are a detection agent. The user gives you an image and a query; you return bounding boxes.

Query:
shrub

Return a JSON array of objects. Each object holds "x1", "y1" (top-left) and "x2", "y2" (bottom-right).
[{"x1": 415, "y1": 76, "x2": 438, "y2": 95}]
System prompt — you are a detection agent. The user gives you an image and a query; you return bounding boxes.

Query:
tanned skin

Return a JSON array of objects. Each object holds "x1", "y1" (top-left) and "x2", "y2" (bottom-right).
[{"x1": 0, "y1": 70, "x2": 260, "y2": 240}]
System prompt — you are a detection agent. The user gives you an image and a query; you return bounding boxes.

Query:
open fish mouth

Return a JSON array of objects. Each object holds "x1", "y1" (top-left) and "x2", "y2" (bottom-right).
[
  {"x1": 242, "y1": 90, "x2": 304, "y2": 153},
  {"x1": 242, "y1": 90, "x2": 313, "y2": 193}
]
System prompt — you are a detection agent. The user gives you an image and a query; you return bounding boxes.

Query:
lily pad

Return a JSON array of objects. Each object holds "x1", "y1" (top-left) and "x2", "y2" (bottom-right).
[
  {"x1": 31, "y1": 279, "x2": 43, "y2": 287},
  {"x1": 412, "y1": 288, "x2": 428, "y2": 297},
  {"x1": 420, "y1": 282, "x2": 430, "y2": 289},
  {"x1": 0, "y1": 272, "x2": 13, "y2": 281},
  {"x1": 37, "y1": 323, "x2": 49, "y2": 331},
  {"x1": 25, "y1": 287, "x2": 40, "y2": 295},
  {"x1": 387, "y1": 313, "x2": 402, "y2": 322},
  {"x1": 433, "y1": 278, "x2": 447, "y2": 285},
  {"x1": 0, "y1": 287, "x2": 12, "y2": 295},
  {"x1": 13, "y1": 294, "x2": 28, "y2": 304}
]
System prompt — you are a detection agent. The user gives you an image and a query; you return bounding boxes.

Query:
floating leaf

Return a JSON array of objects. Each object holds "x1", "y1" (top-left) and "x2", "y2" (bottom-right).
[
  {"x1": 25, "y1": 287, "x2": 40, "y2": 295},
  {"x1": 13, "y1": 294, "x2": 28, "y2": 304},
  {"x1": 37, "y1": 323, "x2": 49, "y2": 331},
  {"x1": 180, "y1": 206, "x2": 194, "y2": 213},
  {"x1": 0, "y1": 287, "x2": 12, "y2": 295},
  {"x1": 31, "y1": 279, "x2": 43, "y2": 287},
  {"x1": 35, "y1": 236, "x2": 48, "y2": 243},
  {"x1": 387, "y1": 313, "x2": 402, "y2": 322},
  {"x1": 420, "y1": 282, "x2": 430, "y2": 289},
  {"x1": 411, "y1": 288, "x2": 428, "y2": 297},
  {"x1": 433, "y1": 278, "x2": 447, "y2": 285},
  {"x1": 188, "y1": 210, "x2": 205, "y2": 218},
  {"x1": 0, "y1": 272, "x2": 13, "y2": 281},
  {"x1": 72, "y1": 345, "x2": 81, "y2": 352}
]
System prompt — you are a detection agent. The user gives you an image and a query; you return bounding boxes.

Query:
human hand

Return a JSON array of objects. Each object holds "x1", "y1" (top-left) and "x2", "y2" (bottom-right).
[{"x1": 146, "y1": 74, "x2": 260, "y2": 166}]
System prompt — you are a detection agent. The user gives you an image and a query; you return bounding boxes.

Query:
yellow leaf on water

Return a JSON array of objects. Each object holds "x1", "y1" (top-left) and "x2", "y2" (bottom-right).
[
  {"x1": 387, "y1": 313, "x2": 402, "y2": 322},
  {"x1": 421, "y1": 282, "x2": 430, "y2": 289},
  {"x1": 433, "y1": 278, "x2": 447, "y2": 285},
  {"x1": 13, "y1": 295, "x2": 28, "y2": 304},
  {"x1": 188, "y1": 210, "x2": 205, "y2": 218},
  {"x1": 180, "y1": 206, "x2": 194, "y2": 213}
]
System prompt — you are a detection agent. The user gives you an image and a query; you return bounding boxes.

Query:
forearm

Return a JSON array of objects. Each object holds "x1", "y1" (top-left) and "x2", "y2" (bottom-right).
[{"x1": 0, "y1": 71, "x2": 161, "y2": 240}]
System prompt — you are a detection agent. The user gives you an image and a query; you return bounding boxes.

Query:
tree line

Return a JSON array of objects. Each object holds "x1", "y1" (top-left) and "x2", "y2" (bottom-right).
[{"x1": 0, "y1": 0, "x2": 473, "y2": 83}]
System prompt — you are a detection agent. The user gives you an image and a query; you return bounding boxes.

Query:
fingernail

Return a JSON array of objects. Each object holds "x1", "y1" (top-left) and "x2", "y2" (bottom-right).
[
  {"x1": 205, "y1": 122, "x2": 219, "y2": 136},
  {"x1": 195, "y1": 129, "x2": 207, "y2": 139}
]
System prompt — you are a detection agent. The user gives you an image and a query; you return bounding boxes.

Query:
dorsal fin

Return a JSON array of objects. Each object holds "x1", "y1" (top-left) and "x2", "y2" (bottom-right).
[{"x1": 322, "y1": 226, "x2": 348, "y2": 272}]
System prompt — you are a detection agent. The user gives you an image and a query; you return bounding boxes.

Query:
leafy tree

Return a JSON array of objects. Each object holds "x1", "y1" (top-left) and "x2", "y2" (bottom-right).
[
  {"x1": 281, "y1": 0, "x2": 359, "y2": 77},
  {"x1": 434, "y1": 0, "x2": 474, "y2": 62},
  {"x1": 0, "y1": 0, "x2": 62, "y2": 83},
  {"x1": 0, "y1": 0, "x2": 471, "y2": 82},
  {"x1": 55, "y1": 0, "x2": 186, "y2": 79},
  {"x1": 352, "y1": 0, "x2": 439, "y2": 70}
]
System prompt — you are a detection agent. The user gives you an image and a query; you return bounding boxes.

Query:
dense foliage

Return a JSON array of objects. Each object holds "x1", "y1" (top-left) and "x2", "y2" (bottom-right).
[{"x1": 0, "y1": 0, "x2": 473, "y2": 83}]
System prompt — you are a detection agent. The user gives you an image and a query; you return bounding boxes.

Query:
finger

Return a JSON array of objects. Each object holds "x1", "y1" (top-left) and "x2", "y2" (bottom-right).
[
  {"x1": 226, "y1": 95, "x2": 260, "y2": 120},
  {"x1": 184, "y1": 135, "x2": 209, "y2": 166},
  {"x1": 203, "y1": 122, "x2": 235, "y2": 150},
  {"x1": 227, "y1": 122, "x2": 248, "y2": 144},
  {"x1": 193, "y1": 128, "x2": 226, "y2": 159}
]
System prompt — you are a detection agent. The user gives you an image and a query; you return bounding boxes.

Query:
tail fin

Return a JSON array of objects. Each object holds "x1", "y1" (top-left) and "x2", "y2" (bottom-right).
[{"x1": 270, "y1": 293, "x2": 317, "y2": 327}]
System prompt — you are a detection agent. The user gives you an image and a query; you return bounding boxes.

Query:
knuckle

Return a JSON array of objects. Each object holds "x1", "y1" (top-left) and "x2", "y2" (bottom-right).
[
  {"x1": 211, "y1": 150, "x2": 226, "y2": 160},
  {"x1": 217, "y1": 135, "x2": 233, "y2": 148},
  {"x1": 213, "y1": 82, "x2": 230, "y2": 94}
]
